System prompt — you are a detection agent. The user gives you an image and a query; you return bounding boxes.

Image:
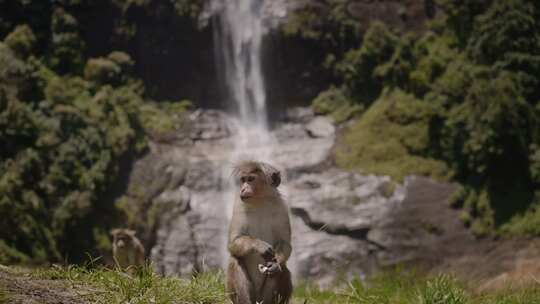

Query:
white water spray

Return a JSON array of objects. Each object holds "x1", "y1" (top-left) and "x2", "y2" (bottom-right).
[
  {"x1": 212, "y1": 0, "x2": 275, "y2": 157},
  {"x1": 211, "y1": 0, "x2": 290, "y2": 271}
]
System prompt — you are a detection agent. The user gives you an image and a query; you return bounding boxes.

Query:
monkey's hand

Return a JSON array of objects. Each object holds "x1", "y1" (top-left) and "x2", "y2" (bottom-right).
[
  {"x1": 254, "y1": 240, "x2": 275, "y2": 261},
  {"x1": 258, "y1": 260, "x2": 282, "y2": 276}
]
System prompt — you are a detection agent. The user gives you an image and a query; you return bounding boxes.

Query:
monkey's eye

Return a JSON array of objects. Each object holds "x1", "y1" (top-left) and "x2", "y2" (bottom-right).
[{"x1": 247, "y1": 176, "x2": 255, "y2": 182}]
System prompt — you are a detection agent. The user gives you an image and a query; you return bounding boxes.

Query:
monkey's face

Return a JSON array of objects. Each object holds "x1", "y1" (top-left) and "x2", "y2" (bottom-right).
[
  {"x1": 234, "y1": 162, "x2": 281, "y2": 203},
  {"x1": 114, "y1": 234, "x2": 131, "y2": 248},
  {"x1": 239, "y1": 171, "x2": 262, "y2": 202},
  {"x1": 111, "y1": 229, "x2": 136, "y2": 249}
]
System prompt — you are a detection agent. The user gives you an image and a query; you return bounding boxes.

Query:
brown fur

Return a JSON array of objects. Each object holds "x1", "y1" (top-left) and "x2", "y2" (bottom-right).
[
  {"x1": 227, "y1": 161, "x2": 292, "y2": 304},
  {"x1": 110, "y1": 228, "x2": 145, "y2": 271}
]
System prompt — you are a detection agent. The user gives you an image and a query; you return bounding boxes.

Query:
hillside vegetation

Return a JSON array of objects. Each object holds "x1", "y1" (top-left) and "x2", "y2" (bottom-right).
[
  {"x1": 291, "y1": 0, "x2": 540, "y2": 237},
  {"x1": 2, "y1": 0, "x2": 540, "y2": 269},
  {"x1": 0, "y1": 1, "x2": 194, "y2": 264}
]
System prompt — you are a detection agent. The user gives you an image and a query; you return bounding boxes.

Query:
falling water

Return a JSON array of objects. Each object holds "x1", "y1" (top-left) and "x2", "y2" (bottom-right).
[
  {"x1": 210, "y1": 0, "x2": 285, "y2": 271},
  {"x1": 212, "y1": 0, "x2": 273, "y2": 153}
]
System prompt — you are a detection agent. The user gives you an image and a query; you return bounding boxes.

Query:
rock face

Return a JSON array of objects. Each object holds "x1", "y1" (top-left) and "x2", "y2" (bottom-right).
[{"x1": 125, "y1": 108, "x2": 471, "y2": 284}]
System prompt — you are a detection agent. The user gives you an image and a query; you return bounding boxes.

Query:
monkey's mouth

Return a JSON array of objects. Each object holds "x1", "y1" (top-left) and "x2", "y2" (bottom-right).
[{"x1": 240, "y1": 194, "x2": 253, "y2": 201}]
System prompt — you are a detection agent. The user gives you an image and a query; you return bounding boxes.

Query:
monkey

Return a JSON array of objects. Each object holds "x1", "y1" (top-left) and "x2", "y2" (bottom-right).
[
  {"x1": 227, "y1": 161, "x2": 292, "y2": 304},
  {"x1": 110, "y1": 228, "x2": 145, "y2": 271}
]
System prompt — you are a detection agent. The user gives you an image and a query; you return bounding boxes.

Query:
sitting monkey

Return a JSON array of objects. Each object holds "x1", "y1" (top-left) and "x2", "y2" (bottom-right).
[
  {"x1": 110, "y1": 228, "x2": 145, "y2": 270},
  {"x1": 227, "y1": 161, "x2": 292, "y2": 304}
]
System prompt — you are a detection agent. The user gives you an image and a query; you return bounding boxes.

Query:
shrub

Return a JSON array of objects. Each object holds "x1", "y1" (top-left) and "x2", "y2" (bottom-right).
[
  {"x1": 4, "y1": 25, "x2": 36, "y2": 57},
  {"x1": 312, "y1": 86, "x2": 362, "y2": 123}
]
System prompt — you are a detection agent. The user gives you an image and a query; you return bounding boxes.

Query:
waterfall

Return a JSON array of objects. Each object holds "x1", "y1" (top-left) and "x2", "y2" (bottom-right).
[
  {"x1": 212, "y1": 0, "x2": 274, "y2": 156},
  {"x1": 210, "y1": 0, "x2": 285, "y2": 270}
]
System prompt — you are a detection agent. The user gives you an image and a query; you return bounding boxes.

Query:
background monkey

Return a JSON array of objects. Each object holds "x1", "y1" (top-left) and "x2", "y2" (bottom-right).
[
  {"x1": 227, "y1": 161, "x2": 292, "y2": 304},
  {"x1": 110, "y1": 228, "x2": 145, "y2": 270}
]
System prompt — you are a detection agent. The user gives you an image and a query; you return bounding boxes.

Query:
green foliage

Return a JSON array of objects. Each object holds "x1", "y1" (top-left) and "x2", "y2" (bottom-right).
[
  {"x1": 477, "y1": 287, "x2": 540, "y2": 304},
  {"x1": 0, "y1": 42, "x2": 29, "y2": 99},
  {"x1": 4, "y1": 24, "x2": 36, "y2": 58},
  {"x1": 49, "y1": 7, "x2": 85, "y2": 73},
  {"x1": 312, "y1": 86, "x2": 362, "y2": 123},
  {"x1": 416, "y1": 275, "x2": 467, "y2": 304},
  {"x1": 430, "y1": 63, "x2": 537, "y2": 234},
  {"x1": 295, "y1": 270, "x2": 540, "y2": 304},
  {"x1": 171, "y1": 0, "x2": 203, "y2": 19},
  {"x1": 139, "y1": 100, "x2": 191, "y2": 138},
  {"x1": 438, "y1": 71, "x2": 533, "y2": 176},
  {"x1": 467, "y1": 0, "x2": 540, "y2": 101},
  {"x1": 408, "y1": 33, "x2": 458, "y2": 96},
  {"x1": 35, "y1": 265, "x2": 229, "y2": 304},
  {"x1": 4, "y1": 265, "x2": 540, "y2": 304},
  {"x1": 0, "y1": 290, "x2": 6, "y2": 304},
  {"x1": 84, "y1": 52, "x2": 134, "y2": 86},
  {"x1": 335, "y1": 22, "x2": 398, "y2": 104},
  {"x1": 435, "y1": 0, "x2": 493, "y2": 47},
  {"x1": 282, "y1": 0, "x2": 362, "y2": 45},
  {"x1": 311, "y1": 1, "x2": 540, "y2": 236},
  {"x1": 0, "y1": 10, "x2": 189, "y2": 263},
  {"x1": 0, "y1": 240, "x2": 29, "y2": 264},
  {"x1": 336, "y1": 89, "x2": 449, "y2": 182},
  {"x1": 346, "y1": 269, "x2": 418, "y2": 304}
]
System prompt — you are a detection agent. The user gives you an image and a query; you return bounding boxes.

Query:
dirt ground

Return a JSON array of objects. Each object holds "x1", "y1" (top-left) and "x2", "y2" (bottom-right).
[{"x1": 0, "y1": 266, "x2": 97, "y2": 304}]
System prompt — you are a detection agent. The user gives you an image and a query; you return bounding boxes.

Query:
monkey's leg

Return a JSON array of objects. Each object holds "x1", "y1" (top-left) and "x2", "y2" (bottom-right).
[
  {"x1": 273, "y1": 266, "x2": 292, "y2": 304},
  {"x1": 260, "y1": 266, "x2": 292, "y2": 304},
  {"x1": 227, "y1": 259, "x2": 253, "y2": 304}
]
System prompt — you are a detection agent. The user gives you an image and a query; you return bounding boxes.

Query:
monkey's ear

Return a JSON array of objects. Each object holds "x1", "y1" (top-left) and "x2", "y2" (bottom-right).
[{"x1": 271, "y1": 171, "x2": 281, "y2": 188}]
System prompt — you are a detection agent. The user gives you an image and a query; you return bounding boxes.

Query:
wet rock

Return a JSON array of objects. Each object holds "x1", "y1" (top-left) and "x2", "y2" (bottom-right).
[
  {"x1": 126, "y1": 108, "x2": 466, "y2": 285},
  {"x1": 271, "y1": 120, "x2": 334, "y2": 170},
  {"x1": 282, "y1": 107, "x2": 314, "y2": 123},
  {"x1": 305, "y1": 116, "x2": 335, "y2": 138},
  {"x1": 151, "y1": 212, "x2": 197, "y2": 276},
  {"x1": 189, "y1": 110, "x2": 233, "y2": 140}
]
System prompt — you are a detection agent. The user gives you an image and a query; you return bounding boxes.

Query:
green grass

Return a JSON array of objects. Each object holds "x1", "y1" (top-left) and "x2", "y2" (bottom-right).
[
  {"x1": 34, "y1": 264, "x2": 229, "y2": 304},
  {"x1": 293, "y1": 270, "x2": 540, "y2": 304},
  {"x1": 475, "y1": 288, "x2": 540, "y2": 304},
  {"x1": 6, "y1": 265, "x2": 537, "y2": 304},
  {"x1": 0, "y1": 290, "x2": 7, "y2": 304}
]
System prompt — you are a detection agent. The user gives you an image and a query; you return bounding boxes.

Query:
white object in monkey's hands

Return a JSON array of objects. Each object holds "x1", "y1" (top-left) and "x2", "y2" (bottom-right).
[{"x1": 258, "y1": 261, "x2": 281, "y2": 275}]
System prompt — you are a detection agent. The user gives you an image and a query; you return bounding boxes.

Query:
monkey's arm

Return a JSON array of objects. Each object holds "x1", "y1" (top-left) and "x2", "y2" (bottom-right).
[
  {"x1": 228, "y1": 235, "x2": 274, "y2": 259},
  {"x1": 273, "y1": 239, "x2": 292, "y2": 265},
  {"x1": 135, "y1": 241, "x2": 145, "y2": 266},
  {"x1": 228, "y1": 215, "x2": 274, "y2": 259},
  {"x1": 273, "y1": 206, "x2": 292, "y2": 266}
]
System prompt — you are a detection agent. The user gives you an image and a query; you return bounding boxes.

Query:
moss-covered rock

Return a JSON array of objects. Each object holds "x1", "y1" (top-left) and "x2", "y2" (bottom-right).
[{"x1": 336, "y1": 89, "x2": 449, "y2": 182}]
